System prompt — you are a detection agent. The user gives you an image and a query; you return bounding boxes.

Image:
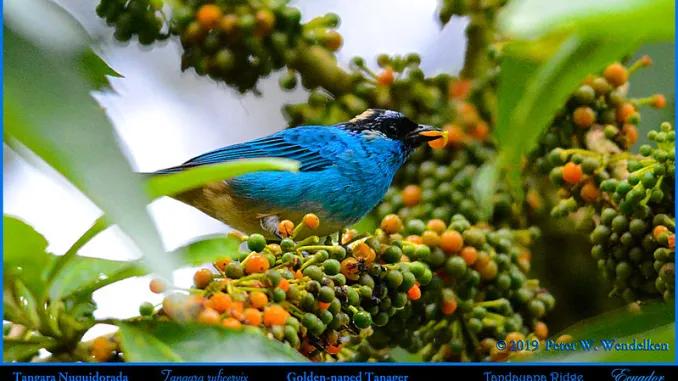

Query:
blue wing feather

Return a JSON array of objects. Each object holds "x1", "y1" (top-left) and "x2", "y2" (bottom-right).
[{"x1": 156, "y1": 126, "x2": 344, "y2": 173}]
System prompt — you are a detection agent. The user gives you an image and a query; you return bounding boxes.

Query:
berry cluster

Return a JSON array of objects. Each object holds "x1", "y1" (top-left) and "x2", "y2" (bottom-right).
[
  {"x1": 531, "y1": 58, "x2": 664, "y2": 176},
  {"x1": 170, "y1": 1, "x2": 340, "y2": 92},
  {"x1": 285, "y1": 54, "x2": 462, "y2": 127},
  {"x1": 91, "y1": 214, "x2": 552, "y2": 362},
  {"x1": 96, "y1": 0, "x2": 169, "y2": 44},
  {"x1": 350, "y1": 214, "x2": 554, "y2": 362},
  {"x1": 541, "y1": 120, "x2": 674, "y2": 302}
]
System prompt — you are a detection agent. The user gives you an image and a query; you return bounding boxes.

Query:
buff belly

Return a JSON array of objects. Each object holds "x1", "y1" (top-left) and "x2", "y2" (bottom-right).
[{"x1": 173, "y1": 181, "x2": 346, "y2": 239}]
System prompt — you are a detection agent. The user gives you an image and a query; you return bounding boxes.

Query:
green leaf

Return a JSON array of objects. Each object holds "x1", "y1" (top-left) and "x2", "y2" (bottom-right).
[
  {"x1": 172, "y1": 235, "x2": 242, "y2": 266},
  {"x1": 78, "y1": 49, "x2": 122, "y2": 90},
  {"x1": 3, "y1": 337, "x2": 57, "y2": 362},
  {"x1": 527, "y1": 302, "x2": 674, "y2": 362},
  {"x1": 3, "y1": 216, "x2": 54, "y2": 299},
  {"x1": 495, "y1": 36, "x2": 640, "y2": 192},
  {"x1": 499, "y1": 0, "x2": 674, "y2": 42},
  {"x1": 146, "y1": 158, "x2": 299, "y2": 199},
  {"x1": 50, "y1": 257, "x2": 146, "y2": 302},
  {"x1": 4, "y1": 18, "x2": 174, "y2": 277},
  {"x1": 118, "y1": 321, "x2": 308, "y2": 362}
]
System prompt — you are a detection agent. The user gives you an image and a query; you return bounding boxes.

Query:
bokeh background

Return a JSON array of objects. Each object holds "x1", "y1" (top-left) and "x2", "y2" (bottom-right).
[{"x1": 3, "y1": 0, "x2": 674, "y2": 340}]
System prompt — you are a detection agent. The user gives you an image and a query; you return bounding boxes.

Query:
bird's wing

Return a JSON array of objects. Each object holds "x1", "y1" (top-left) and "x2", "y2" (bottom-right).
[{"x1": 156, "y1": 126, "x2": 341, "y2": 174}]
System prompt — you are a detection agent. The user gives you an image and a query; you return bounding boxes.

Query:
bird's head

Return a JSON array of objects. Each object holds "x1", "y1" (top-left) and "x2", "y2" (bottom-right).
[{"x1": 340, "y1": 109, "x2": 444, "y2": 152}]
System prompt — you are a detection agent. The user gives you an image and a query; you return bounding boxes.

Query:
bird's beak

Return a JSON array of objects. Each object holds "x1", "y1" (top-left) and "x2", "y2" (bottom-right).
[{"x1": 412, "y1": 125, "x2": 448, "y2": 147}]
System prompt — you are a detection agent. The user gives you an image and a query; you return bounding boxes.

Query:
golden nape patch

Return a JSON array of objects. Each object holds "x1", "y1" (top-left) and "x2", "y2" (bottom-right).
[{"x1": 350, "y1": 109, "x2": 379, "y2": 123}]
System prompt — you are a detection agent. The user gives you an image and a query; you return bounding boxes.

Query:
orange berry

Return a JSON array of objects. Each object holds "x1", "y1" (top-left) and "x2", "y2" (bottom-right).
[
  {"x1": 294, "y1": 269, "x2": 303, "y2": 279},
  {"x1": 616, "y1": 102, "x2": 635, "y2": 123},
  {"x1": 214, "y1": 257, "x2": 231, "y2": 272},
  {"x1": 505, "y1": 332, "x2": 526, "y2": 348},
  {"x1": 440, "y1": 231, "x2": 464, "y2": 253},
  {"x1": 196, "y1": 4, "x2": 223, "y2": 29},
  {"x1": 457, "y1": 102, "x2": 479, "y2": 125},
  {"x1": 340, "y1": 257, "x2": 361, "y2": 281},
  {"x1": 406, "y1": 235, "x2": 423, "y2": 245},
  {"x1": 407, "y1": 284, "x2": 421, "y2": 300},
  {"x1": 318, "y1": 301, "x2": 331, "y2": 310},
  {"x1": 222, "y1": 317, "x2": 242, "y2": 329},
  {"x1": 445, "y1": 124, "x2": 466, "y2": 146},
  {"x1": 207, "y1": 292, "x2": 232, "y2": 313},
  {"x1": 323, "y1": 31, "x2": 343, "y2": 51},
  {"x1": 244, "y1": 308, "x2": 262, "y2": 326},
  {"x1": 471, "y1": 121, "x2": 490, "y2": 140},
  {"x1": 426, "y1": 219, "x2": 447, "y2": 234},
  {"x1": 377, "y1": 67, "x2": 395, "y2": 86},
  {"x1": 580, "y1": 182, "x2": 600, "y2": 202},
  {"x1": 668, "y1": 235, "x2": 675, "y2": 249},
  {"x1": 149, "y1": 278, "x2": 167, "y2": 294},
  {"x1": 303, "y1": 213, "x2": 320, "y2": 230},
  {"x1": 603, "y1": 62, "x2": 628, "y2": 87},
  {"x1": 460, "y1": 246, "x2": 478, "y2": 266},
  {"x1": 278, "y1": 278, "x2": 290, "y2": 292},
  {"x1": 254, "y1": 9, "x2": 275, "y2": 36},
  {"x1": 402, "y1": 185, "x2": 422, "y2": 207},
  {"x1": 198, "y1": 308, "x2": 221, "y2": 325},
  {"x1": 193, "y1": 268, "x2": 214, "y2": 289},
  {"x1": 353, "y1": 242, "x2": 376, "y2": 264},
  {"x1": 381, "y1": 214, "x2": 403, "y2": 234},
  {"x1": 622, "y1": 124, "x2": 638, "y2": 146},
  {"x1": 477, "y1": 260, "x2": 498, "y2": 281},
  {"x1": 263, "y1": 305, "x2": 289, "y2": 327},
  {"x1": 562, "y1": 162, "x2": 583, "y2": 184},
  {"x1": 219, "y1": 14, "x2": 239, "y2": 34},
  {"x1": 652, "y1": 94, "x2": 667, "y2": 108},
  {"x1": 556, "y1": 334, "x2": 573, "y2": 344},
  {"x1": 572, "y1": 106, "x2": 595, "y2": 128},
  {"x1": 441, "y1": 297, "x2": 458, "y2": 315},
  {"x1": 91, "y1": 337, "x2": 115, "y2": 362},
  {"x1": 421, "y1": 230, "x2": 441, "y2": 247},
  {"x1": 277, "y1": 220, "x2": 294, "y2": 238},
  {"x1": 249, "y1": 291, "x2": 269, "y2": 309},
  {"x1": 245, "y1": 253, "x2": 270, "y2": 274},
  {"x1": 653, "y1": 225, "x2": 669, "y2": 240},
  {"x1": 230, "y1": 301, "x2": 245, "y2": 320},
  {"x1": 326, "y1": 344, "x2": 342, "y2": 355},
  {"x1": 640, "y1": 55, "x2": 653, "y2": 66},
  {"x1": 534, "y1": 321, "x2": 548, "y2": 340},
  {"x1": 449, "y1": 79, "x2": 472, "y2": 100}
]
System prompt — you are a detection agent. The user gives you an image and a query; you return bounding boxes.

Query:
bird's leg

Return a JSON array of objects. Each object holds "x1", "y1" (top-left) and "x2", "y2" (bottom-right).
[{"x1": 260, "y1": 215, "x2": 282, "y2": 239}]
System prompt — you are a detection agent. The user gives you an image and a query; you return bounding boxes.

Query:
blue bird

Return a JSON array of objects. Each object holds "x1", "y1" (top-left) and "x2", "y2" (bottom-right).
[{"x1": 156, "y1": 109, "x2": 443, "y2": 238}]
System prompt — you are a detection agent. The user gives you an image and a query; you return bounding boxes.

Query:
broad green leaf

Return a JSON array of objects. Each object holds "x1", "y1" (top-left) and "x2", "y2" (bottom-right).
[
  {"x1": 526, "y1": 302, "x2": 674, "y2": 362},
  {"x1": 172, "y1": 235, "x2": 242, "y2": 266},
  {"x1": 3, "y1": 337, "x2": 57, "y2": 362},
  {"x1": 3, "y1": 216, "x2": 54, "y2": 299},
  {"x1": 4, "y1": 17, "x2": 173, "y2": 278},
  {"x1": 118, "y1": 321, "x2": 307, "y2": 362},
  {"x1": 495, "y1": 36, "x2": 640, "y2": 193},
  {"x1": 50, "y1": 256, "x2": 146, "y2": 301},
  {"x1": 499, "y1": 0, "x2": 674, "y2": 42},
  {"x1": 146, "y1": 158, "x2": 299, "y2": 199}
]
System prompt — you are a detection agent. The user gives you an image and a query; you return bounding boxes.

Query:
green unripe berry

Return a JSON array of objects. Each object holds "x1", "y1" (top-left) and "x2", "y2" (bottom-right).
[
  {"x1": 322, "y1": 259, "x2": 341, "y2": 275},
  {"x1": 445, "y1": 256, "x2": 467, "y2": 278},
  {"x1": 139, "y1": 302, "x2": 154, "y2": 316},
  {"x1": 247, "y1": 234, "x2": 267, "y2": 252},
  {"x1": 385, "y1": 270, "x2": 404, "y2": 288},
  {"x1": 303, "y1": 265, "x2": 324, "y2": 281},
  {"x1": 318, "y1": 286, "x2": 335, "y2": 303},
  {"x1": 353, "y1": 311, "x2": 372, "y2": 329}
]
